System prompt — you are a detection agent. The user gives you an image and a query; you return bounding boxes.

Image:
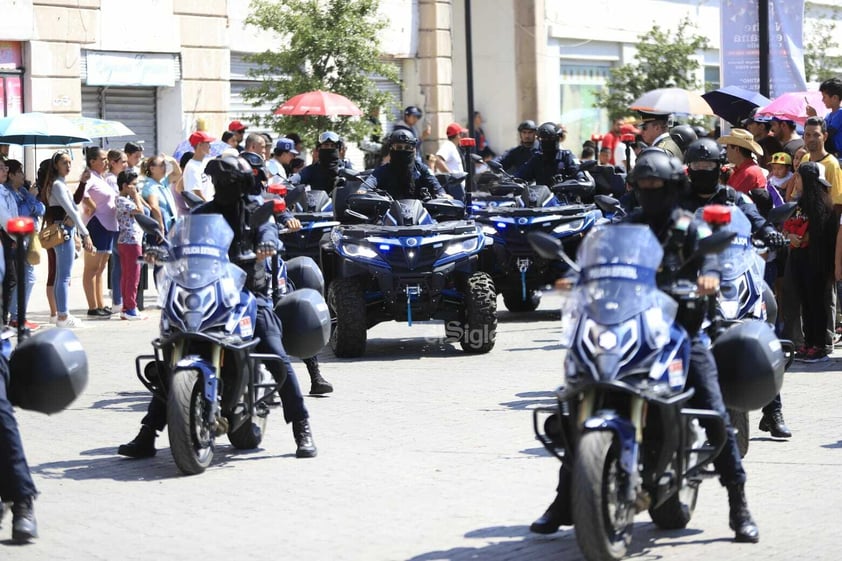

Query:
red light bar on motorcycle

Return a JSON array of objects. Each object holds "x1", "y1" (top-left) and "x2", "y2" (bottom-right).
[
  {"x1": 702, "y1": 204, "x2": 732, "y2": 226},
  {"x1": 620, "y1": 133, "x2": 636, "y2": 143},
  {"x1": 459, "y1": 137, "x2": 476, "y2": 148},
  {"x1": 267, "y1": 184, "x2": 288, "y2": 197},
  {"x1": 7, "y1": 217, "x2": 35, "y2": 235},
  {"x1": 591, "y1": 133, "x2": 604, "y2": 142},
  {"x1": 273, "y1": 199, "x2": 287, "y2": 213}
]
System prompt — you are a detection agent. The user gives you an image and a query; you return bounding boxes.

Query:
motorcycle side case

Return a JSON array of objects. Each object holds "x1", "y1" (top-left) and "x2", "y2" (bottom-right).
[
  {"x1": 8, "y1": 328, "x2": 89, "y2": 414},
  {"x1": 712, "y1": 319, "x2": 785, "y2": 411},
  {"x1": 275, "y1": 288, "x2": 331, "y2": 358},
  {"x1": 285, "y1": 256, "x2": 325, "y2": 296}
]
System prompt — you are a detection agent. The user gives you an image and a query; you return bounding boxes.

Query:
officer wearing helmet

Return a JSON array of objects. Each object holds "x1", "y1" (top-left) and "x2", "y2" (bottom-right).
[
  {"x1": 515, "y1": 122, "x2": 581, "y2": 186},
  {"x1": 531, "y1": 148, "x2": 760, "y2": 545},
  {"x1": 368, "y1": 129, "x2": 447, "y2": 200},
  {"x1": 682, "y1": 137, "x2": 790, "y2": 438},
  {"x1": 290, "y1": 131, "x2": 347, "y2": 192},
  {"x1": 118, "y1": 155, "x2": 320, "y2": 460},
  {"x1": 492, "y1": 120, "x2": 539, "y2": 174}
]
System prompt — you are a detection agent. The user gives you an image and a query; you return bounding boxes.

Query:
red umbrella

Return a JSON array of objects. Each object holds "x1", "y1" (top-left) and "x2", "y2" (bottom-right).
[{"x1": 274, "y1": 90, "x2": 363, "y2": 116}]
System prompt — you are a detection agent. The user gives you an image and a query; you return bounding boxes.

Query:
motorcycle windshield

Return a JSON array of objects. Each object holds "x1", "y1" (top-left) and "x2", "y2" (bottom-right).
[
  {"x1": 576, "y1": 225, "x2": 664, "y2": 324},
  {"x1": 708, "y1": 207, "x2": 753, "y2": 280},
  {"x1": 165, "y1": 215, "x2": 235, "y2": 289}
]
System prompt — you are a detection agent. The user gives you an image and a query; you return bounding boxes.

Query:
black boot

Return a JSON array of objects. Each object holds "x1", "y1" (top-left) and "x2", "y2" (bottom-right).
[
  {"x1": 293, "y1": 419, "x2": 317, "y2": 458},
  {"x1": 529, "y1": 493, "x2": 572, "y2": 534},
  {"x1": 117, "y1": 425, "x2": 157, "y2": 458},
  {"x1": 305, "y1": 357, "x2": 333, "y2": 395},
  {"x1": 11, "y1": 496, "x2": 37, "y2": 543},
  {"x1": 758, "y1": 410, "x2": 792, "y2": 438},
  {"x1": 727, "y1": 483, "x2": 759, "y2": 543}
]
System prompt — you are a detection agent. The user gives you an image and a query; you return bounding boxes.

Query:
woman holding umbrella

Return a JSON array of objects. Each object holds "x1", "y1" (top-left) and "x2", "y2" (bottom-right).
[{"x1": 39, "y1": 151, "x2": 93, "y2": 328}]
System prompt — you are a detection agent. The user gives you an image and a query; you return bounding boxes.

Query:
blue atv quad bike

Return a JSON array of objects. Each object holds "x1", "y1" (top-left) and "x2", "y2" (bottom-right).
[{"x1": 321, "y1": 178, "x2": 496, "y2": 358}]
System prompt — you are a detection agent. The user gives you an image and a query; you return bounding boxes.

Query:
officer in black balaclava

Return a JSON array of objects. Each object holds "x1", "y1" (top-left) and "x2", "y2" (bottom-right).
[
  {"x1": 681, "y1": 138, "x2": 787, "y2": 248},
  {"x1": 118, "y1": 155, "x2": 320, "y2": 460},
  {"x1": 515, "y1": 122, "x2": 581, "y2": 187},
  {"x1": 369, "y1": 129, "x2": 447, "y2": 200},
  {"x1": 290, "y1": 131, "x2": 347, "y2": 193}
]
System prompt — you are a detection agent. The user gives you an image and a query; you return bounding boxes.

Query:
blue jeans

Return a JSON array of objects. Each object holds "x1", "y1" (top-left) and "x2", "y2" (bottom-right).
[
  {"x1": 8, "y1": 262, "x2": 35, "y2": 318},
  {"x1": 53, "y1": 234, "x2": 76, "y2": 315}
]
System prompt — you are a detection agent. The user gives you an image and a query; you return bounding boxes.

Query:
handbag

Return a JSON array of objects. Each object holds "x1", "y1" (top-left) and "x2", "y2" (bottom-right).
[
  {"x1": 26, "y1": 231, "x2": 42, "y2": 265},
  {"x1": 38, "y1": 222, "x2": 66, "y2": 250}
]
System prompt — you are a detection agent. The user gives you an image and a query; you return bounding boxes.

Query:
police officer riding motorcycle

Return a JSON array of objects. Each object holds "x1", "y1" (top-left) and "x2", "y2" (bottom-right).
[{"x1": 493, "y1": 119, "x2": 539, "y2": 174}]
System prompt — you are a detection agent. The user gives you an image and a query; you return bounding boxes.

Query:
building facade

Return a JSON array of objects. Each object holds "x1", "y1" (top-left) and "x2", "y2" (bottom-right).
[{"x1": 1, "y1": 0, "x2": 840, "y2": 175}]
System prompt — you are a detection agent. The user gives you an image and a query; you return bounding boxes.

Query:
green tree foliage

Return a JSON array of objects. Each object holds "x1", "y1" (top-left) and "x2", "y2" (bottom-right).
[
  {"x1": 804, "y1": 17, "x2": 842, "y2": 83},
  {"x1": 594, "y1": 18, "x2": 709, "y2": 121},
  {"x1": 243, "y1": 0, "x2": 398, "y2": 144}
]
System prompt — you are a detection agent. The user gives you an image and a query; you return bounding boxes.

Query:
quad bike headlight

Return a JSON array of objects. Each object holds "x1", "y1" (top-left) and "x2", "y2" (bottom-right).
[
  {"x1": 444, "y1": 237, "x2": 480, "y2": 256},
  {"x1": 341, "y1": 242, "x2": 379, "y2": 259},
  {"x1": 552, "y1": 219, "x2": 584, "y2": 234}
]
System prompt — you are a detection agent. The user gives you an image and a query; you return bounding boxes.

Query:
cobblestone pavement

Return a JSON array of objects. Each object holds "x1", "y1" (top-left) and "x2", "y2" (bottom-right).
[{"x1": 3, "y1": 260, "x2": 841, "y2": 560}]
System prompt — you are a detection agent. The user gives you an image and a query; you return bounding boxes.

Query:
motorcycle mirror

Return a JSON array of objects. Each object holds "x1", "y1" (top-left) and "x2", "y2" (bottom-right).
[
  {"x1": 134, "y1": 214, "x2": 165, "y2": 239},
  {"x1": 470, "y1": 153, "x2": 483, "y2": 163},
  {"x1": 339, "y1": 167, "x2": 361, "y2": 179},
  {"x1": 578, "y1": 159, "x2": 598, "y2": 172},
  {"x1": 526, "y1": 231, "x2": 581, "y2": 273},
  {"x1": 486, "y1": 160, "x2": 503, "y2": 171},
  {"x1": 181, "y1": 190, "x2": 204, "y2": 209},
  {"x1": 697, "y1": 229, "x2": 737, "y2": 255},
  {"x1": 594, "y1": 194, "x2": 622, "y2": 215},
  {"x1": 767, "y1": 201, "x2": 797, "y2": 226}
]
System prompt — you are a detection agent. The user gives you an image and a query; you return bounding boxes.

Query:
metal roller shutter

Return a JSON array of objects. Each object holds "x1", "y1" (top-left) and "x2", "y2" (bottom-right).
[{"x1": 81, "y1": 86, "x2": 157, "y2": 154}]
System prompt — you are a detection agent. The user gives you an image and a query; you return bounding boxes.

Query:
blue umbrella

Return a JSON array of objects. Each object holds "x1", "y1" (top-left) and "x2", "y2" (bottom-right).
[
  {"x1": 0, "y1": 112, "x2": 90, "y2": 146},
  {"x1": 172, "y1": 139, "x2": 230, "y2": 161},
  {"x1": 702, "y1": 86, "x2": 772, "y2": 126}
]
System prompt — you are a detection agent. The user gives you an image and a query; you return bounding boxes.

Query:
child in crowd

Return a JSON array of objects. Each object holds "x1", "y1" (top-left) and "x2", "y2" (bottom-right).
[
  {"x1": 114, "y1": 170, "x2": 146, "y2": 320},
  {"x1": 767, "y1": 152, "x2": 794, "y2": 199}
]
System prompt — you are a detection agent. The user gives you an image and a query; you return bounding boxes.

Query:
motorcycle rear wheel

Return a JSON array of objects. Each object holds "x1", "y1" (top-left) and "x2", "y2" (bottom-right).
[
  {"x1": 572, "y1": 431, "x2": 634, "y2": 561},
  {"x1": 168, "y1": 369, "x2": 214, "y2": 475}
]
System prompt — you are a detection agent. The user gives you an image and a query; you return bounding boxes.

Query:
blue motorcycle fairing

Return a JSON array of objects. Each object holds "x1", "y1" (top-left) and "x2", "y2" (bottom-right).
[
  {"x1": 582, "y1": 412, "x2": 639, "y2": 476},
  {"x1": 175, "y1": 356, "x2": 218, "y2": 412}
]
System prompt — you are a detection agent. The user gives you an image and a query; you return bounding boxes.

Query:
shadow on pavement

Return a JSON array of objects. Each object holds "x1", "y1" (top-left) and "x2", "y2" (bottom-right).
[
  {"x1": 406, "y1": 522, "x2": 730, "y2": 561},
  {"x1": 89, "y1": 391, "x2": 151, "y2": 412},
  {"x1": 499, "y1": 390, "x2": 556, "y2": 411},
  {"x1": 821, "y1": 440, "x2": 842, "y2": 449},
  {"x1": 497, "y1": 310, "x2": 560, "y2": 324},
  {"x1": 30, "y1": 446, "x2": 288, "y2": 482},
  {"x1": 325, "y1": 337, "x2": 465, "y2": 362}
]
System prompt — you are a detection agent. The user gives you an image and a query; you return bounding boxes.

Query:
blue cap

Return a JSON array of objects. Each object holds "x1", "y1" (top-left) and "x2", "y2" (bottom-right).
[{"x1": 274, "y1": 138, "x2": 299, "y2": 154}]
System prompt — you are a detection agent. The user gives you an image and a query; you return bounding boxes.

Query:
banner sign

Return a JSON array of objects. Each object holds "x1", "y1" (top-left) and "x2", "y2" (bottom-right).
[{"x1": 720, "y1": 0, "x2": 807, "y2": 97}]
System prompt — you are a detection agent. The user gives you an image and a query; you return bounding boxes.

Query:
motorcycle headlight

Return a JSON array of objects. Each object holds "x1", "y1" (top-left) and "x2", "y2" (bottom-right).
[
  {"x1": 552, "y1": 219, "x2": 585, "y2": 234},
  {"x1": 341, "y1": 242, "x2": 379, "y2": 259},
  {"x1": 444, "y1": 237, "x2": 480, "y2": 255},
  {"x1": 481, "y1": 224, "x2": 497, "y2": 235}
]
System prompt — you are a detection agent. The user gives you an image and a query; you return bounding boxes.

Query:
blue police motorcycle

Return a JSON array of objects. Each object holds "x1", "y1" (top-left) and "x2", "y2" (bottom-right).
[
  {"x1": 529, "y1": 224, "x2": 732, "y2": 561},
  {"x1": 133, "y1": 211, "x2": 289, "y2": 475}
]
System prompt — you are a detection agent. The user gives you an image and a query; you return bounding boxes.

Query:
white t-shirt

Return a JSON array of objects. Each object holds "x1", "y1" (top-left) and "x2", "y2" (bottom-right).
[
  {"x1": 183, "y1": 157, "x2": 214, "y2": 200},
  {"x1": 436, "y1": 140, "x2": 464, "y2": 173},
  {"x1": 613, "y1": 142, "x2": 635, "y2": 170},
  {"x1": 266, "y1": 158, "x2": 288, "y2": 179}
]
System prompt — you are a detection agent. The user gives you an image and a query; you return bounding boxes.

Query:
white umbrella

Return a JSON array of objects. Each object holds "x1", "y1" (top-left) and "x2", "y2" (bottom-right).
[{"x1": 69, "y1": 117, "x2": 135, "y2": 139}]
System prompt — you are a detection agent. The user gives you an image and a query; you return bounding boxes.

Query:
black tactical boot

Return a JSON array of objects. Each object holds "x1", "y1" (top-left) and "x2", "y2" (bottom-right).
[
  {"x1": 758, "y1": 410, "x2": 792, "y2": 438},
  {"x1": 293, "y1": 419, "x2": 317, "y2": 458},
  {"x1": 117, "y1": 425, "x2": 157, "y2": 458},
  {"x1": 11, "y1": 496, "x2": 37, "y2": 543},
  {"x1": 529, "y1": 493, "x2": 572, "y2": 534},
  {"x1": 727, "y1": 483, "x2": 759, "y2": 543},
  {"x1": 305, "y1": 357, "x2": 334, "y2": 395}
]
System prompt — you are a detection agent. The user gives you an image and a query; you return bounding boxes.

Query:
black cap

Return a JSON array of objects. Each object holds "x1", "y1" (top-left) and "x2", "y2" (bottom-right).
[
  {"x1": 404, "y1": 106, "x2": 423, "y2": 118},
  {"x1": 124, "y1": 141, "x2": 143, "y2": 155}
]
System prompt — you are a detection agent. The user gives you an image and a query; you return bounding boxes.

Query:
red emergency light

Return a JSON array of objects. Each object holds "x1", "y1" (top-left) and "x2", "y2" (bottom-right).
[
  {"x1": 702, "y1": 204, "x2": 732, "y2": 226},
  {"x1": 459, "y1": 137, "x2": 476, "y2": 148},
  {"x1": 273, "y1": 199, "x2": 287, "y2": 214},
  {"x1": 7, "y1": 217, "x2": 35, "y2": 235},
  {"x1": 267, "y1": 184, "x2": 288, "y2": 197}
]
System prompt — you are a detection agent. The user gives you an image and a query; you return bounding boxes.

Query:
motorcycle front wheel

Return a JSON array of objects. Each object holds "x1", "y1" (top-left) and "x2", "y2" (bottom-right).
[
  {"x1": 572, "y1": 431, "x2": 634, "y2": 561},
  {"x1": 168, "y1": 369, "x2": 214, "y2": 475}
]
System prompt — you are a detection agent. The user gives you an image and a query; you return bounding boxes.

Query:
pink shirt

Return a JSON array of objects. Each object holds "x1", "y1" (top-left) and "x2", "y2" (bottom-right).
[{"x1": 84, "y1": 170, "x2": 119, "y2": 232}]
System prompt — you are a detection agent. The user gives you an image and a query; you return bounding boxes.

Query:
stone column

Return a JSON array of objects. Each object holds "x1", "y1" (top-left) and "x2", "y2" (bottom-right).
[
  {"x1": 418, "y1": 0, "x2": 454, "y2": 158},
  {"x1": 513, "y1": 0, "x2": 543, "y2": 123}
]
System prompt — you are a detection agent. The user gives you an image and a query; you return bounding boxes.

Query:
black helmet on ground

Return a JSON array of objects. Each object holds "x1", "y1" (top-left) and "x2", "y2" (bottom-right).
[{"x1": 518, "y1": 120, "x2": 538, "y2": 132}]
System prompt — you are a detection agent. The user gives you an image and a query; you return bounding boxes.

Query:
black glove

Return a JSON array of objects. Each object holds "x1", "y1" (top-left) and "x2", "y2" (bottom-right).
[{"x1": 763, "y1": 230, "x2": 787, "y2": 249}]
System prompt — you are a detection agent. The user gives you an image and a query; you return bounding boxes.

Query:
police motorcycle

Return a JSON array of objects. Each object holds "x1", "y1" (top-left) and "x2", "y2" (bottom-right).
[
  {"x1": 132, "y1": 206, "x2": 296, "y2": 475},
  {"x1": 320, "y1": 169, "x2": 496, "y2": 358},
  {"x1": 527, "y1": 222, "x2": 782, "y2": 561},
  {"x1": 471, "y1": 159, "x2": 604, "y2": 312},
  {"x1": 698, "y1": 203, "x2": 797, "y2": 458}
]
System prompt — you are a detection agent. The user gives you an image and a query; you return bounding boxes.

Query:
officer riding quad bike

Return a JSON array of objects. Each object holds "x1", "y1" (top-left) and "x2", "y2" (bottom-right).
[{"x1": 320, "y1": 176, "x2": 496, "y2": 358}]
